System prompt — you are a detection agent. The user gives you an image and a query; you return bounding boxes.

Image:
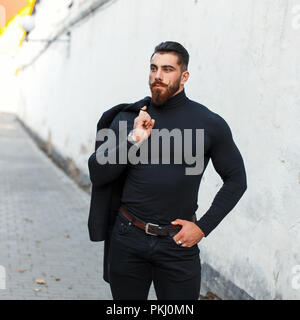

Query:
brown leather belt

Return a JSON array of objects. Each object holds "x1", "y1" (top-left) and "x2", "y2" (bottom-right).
[{"x1": 119, "y1": 206, "x2": 195, "y2": 237}]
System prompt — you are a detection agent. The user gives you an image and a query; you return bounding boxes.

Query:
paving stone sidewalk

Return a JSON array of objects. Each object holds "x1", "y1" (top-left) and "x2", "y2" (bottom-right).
[{"x1": 0, "y1": 112, "x2": 115, "y2": 299}]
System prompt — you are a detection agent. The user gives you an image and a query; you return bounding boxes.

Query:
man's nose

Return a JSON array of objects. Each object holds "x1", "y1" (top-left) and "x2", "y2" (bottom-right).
[{"x1": 155, "y1": 69, "x2": 163, "y2": 82}]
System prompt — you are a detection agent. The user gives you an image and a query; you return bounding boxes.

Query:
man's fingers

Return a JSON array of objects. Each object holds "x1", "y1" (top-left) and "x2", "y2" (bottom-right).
[
  {"x1": 145, "y1": 119, "x2": 155, "y2": 130},
  {"x1": 173, "y1": 229, "x2": 184, "y2": 243},
  {"x1": 139, "y1": 106, "x2": 148, "y2": 116},
  {"x1": 138, "y1": 111, "x2": 151, "y2": 124},
  {"x1": 172, "y1": 219, "x2": 187, "y2": 244},
  {"x1": 173, "y1": 236, "x2": 184, "y2": 245},
  {"x1": 137, "y1": 106, "x2": 155, "y2": 129},
  {"x1": 171, "y1": 219, "x2": 185, "y2": 226},
  {"x1": 133, "y1": 107, "x2": 154, "y2": 137},
  {"x1": 181, "y1": 242, "x2": 194, "y2": 248}
]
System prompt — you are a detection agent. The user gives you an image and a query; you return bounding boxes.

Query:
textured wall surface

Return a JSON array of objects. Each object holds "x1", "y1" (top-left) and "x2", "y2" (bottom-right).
[{"x1": 7, "y1": 0, "x2": 300, "y2": 299}]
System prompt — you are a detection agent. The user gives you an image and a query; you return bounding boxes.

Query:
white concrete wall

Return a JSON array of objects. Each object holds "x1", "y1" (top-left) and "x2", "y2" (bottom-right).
[{"x1": 11, "y1": 0, "x2": 300, "y2": 299}]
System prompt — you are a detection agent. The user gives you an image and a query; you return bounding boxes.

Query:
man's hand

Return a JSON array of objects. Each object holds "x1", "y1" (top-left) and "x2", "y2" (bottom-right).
[
  {"x1": 131, "y1": 106, "x2": 155, "y2": 142},
  {"x1": 171, "y1": 219, "x2": 205, "y2": 247}
]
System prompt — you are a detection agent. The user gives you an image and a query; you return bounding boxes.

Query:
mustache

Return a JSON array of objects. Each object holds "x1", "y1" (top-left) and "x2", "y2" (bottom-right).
[{"x1": 151, "y1": 81, "x2": 167, "y2": 88}]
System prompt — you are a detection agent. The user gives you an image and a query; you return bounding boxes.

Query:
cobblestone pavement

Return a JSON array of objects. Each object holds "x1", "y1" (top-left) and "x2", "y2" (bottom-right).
[{"x1": 0, "y1": 112, "x2": 117, "y2": 299}]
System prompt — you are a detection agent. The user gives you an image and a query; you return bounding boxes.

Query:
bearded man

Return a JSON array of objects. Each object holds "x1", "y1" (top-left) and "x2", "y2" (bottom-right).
[{"x1": 88, "y1": 41, "x2": 247, "y2": 300}]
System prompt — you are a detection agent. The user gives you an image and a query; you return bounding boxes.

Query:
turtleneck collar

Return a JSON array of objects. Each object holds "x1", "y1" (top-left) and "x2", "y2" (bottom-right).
[{"x1": 150, "y1": 88, "x2": 189, "y2": 110}]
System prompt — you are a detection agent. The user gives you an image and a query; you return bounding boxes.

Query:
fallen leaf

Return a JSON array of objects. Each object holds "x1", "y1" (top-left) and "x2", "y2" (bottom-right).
[
  {"x1": 64, "y1": 234, "x2": 70, "y2": 238},
  {"x1": 35, "y1": 279, "x2": 47, "y2": 285},
  {"x1": 55, "y1": 277, "x2": 61, "y2": 281},
  {"x1": 16, "y1": 269, "x2": 26, "y2": 273},
  {"x1": 33, "y1": 288, "x2": 40, "y2": 292}
]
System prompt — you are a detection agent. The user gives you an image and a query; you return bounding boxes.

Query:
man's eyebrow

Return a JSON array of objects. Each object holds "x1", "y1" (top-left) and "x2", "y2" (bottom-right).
[{"x1": 150, "y1": 63, "x2": 176, "y2": 70}]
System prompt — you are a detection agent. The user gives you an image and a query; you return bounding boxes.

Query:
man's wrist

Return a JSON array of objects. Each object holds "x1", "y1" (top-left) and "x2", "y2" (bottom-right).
[
  {"x1": 127, "y1": 130, "x2": 138, "y2": 144},
  {"x1": 197, "y1": 226, "x2": 206, "y2": 237},
  {"x1": 195, "y1": 221, "x2": 206, "y2": 237}
]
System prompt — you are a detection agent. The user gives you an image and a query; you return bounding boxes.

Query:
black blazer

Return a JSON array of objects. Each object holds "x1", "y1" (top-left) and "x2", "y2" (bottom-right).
[{"x1": 88, "y1": 96, "x2": 151, "y2": 283}]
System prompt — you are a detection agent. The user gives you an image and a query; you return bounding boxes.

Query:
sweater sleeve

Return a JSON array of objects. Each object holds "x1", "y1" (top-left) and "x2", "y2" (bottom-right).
[
  {"x1": 195, "y1": 116, "x2": 247, "y2": 236},
  {"x1": 88, "y1": 112, "x2": 140, "y2": 187}
]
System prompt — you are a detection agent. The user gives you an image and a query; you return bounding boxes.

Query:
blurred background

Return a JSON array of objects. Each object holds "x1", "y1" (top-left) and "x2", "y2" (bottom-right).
[{"x1": 0, "y1": 0, "x2": 300, "y2": 300}]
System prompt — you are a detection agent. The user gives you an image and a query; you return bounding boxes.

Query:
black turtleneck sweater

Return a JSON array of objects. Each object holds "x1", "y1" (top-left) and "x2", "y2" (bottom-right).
[{"x1": 89, "y1": 89, "x2": 247, "y2": 236}]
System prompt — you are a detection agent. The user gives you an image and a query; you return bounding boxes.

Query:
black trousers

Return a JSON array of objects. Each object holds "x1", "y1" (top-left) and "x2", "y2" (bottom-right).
[{"x1": 108, "y1": 213, "x2": 201, "y2": 300}]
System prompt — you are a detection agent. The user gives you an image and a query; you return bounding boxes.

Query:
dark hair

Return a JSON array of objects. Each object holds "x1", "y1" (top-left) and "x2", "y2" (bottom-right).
[{"x1": 150, "y1": 41, "x2": 189, "y2": 71}]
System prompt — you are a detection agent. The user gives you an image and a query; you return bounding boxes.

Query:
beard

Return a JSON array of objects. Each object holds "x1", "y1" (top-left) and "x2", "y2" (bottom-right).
[{"x1": 149, "y1": 77, "x2": 181, "y2": 106}]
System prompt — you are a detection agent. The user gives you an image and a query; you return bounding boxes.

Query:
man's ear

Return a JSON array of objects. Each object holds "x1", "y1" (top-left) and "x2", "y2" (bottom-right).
[{"x1": 181, "y1": 70, "x2": 190, "y2": 85}]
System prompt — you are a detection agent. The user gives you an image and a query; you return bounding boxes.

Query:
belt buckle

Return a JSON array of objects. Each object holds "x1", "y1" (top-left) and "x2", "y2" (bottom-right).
[{"x1": 145, "y1": 223, "x2": 159, "y2": 236}]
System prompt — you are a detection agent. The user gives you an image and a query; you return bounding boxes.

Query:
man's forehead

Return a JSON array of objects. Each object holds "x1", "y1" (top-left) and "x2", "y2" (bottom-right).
[{"x1": 150, "y1": 52, "x2": 179, "y2": 67}]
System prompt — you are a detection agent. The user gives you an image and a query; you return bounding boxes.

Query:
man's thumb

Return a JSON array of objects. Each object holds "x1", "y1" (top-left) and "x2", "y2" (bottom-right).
[{"x1": 171, "y1": 219, "x2": 183, "y2": 225}]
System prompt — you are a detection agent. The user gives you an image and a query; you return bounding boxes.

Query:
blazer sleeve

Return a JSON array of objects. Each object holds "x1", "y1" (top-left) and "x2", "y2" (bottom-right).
[
  {"x1": 87, "y1": 111, "x2": 127, "y2": 241},
  {"x1": 88, "y1": 111, "x2": 136, "y2": 187}
]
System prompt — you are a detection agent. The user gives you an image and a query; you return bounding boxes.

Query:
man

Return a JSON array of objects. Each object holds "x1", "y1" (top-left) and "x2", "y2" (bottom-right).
[{"x1": 88, "y1": 41, "x2": 247, "y2": 300}]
